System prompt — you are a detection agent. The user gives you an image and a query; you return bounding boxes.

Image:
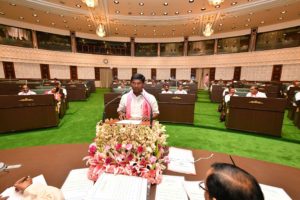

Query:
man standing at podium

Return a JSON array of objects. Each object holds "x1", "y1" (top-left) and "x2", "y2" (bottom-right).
[
  {"x1": 117, "y1": 73, "x2": 159, "y2": 121},
  {"x1": 246, "y1": 86, "x2": 267, "y2": 98}
]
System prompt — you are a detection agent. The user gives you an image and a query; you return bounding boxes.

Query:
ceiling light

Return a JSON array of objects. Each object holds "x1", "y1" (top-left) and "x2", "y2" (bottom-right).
[
  {"x1": 163, "y1": 2, "x2": 168, "y2": 6},
  {"x1": 140, "y1": 12, "x2": 144, "y2": 15},
  {"x1": 139, "y1": 2, "x2": 144, "y2": 6},
  {"x1": 188, "y1": 10, "x2": 192, "y2": 13},
  {"x1": 245, "y1": 24, "x2": 249, "y2": 27},
  {"x1": 153, "y1": 29, "x2": 156, "y2": 32},
  {"x1": 231, "y1": 2, "x2": 237, "y2": 5},
  {"x1": 203, "y1": 22, "x2": 214, "y2": 37},
  {"x1": 36, "y1": 19, "x2": 40, "y2": 23},
  {"x1": 65, "y1": 25, "x2": 69, "y2": 28},
  {"x1": 278, "y1": 17, "x2": 283, "y2": 20},
  {"x1": 0, "y1": 12, "x2": 5, "y2": 15},
  {"x1": 192, "y1": 27, "x2": 196, "y2": 30},
  {"x1": 88, "y1": 24, "x2": 91, "y2": 27},
  {"x1": 9, "y1": 3, "x2": 16, "y2": 6},
  {"x1": 201, "y1": 7, "x2": 206, "y2": 11},
  {"x1": 249, "y1": 12, "x2": 253, "y2": 15},
  {"x1": 261, "y1": 21, "x2": 265, "y2": 24},
  {"x1": 247, "y1": 18, "x2": 251, "y2": 22},
  {"x1": 73, "y1": 16, "x2": 78, "y2": 20},
  {"x1": 96, "y1": 24, "x2": 106, "y2": 37},
  {"x1": 115, "y1": 10, "x2": 120, "y2": 14},
  {"x1": 33, "y1": 13, "x2": 38, "y2": 17},
  {"x1": 189, "y1": 0, "x2": 194, "y2": 2},
  {"x1": 281, "y1": 10, "x2": 286, "y2": 14},
  {"x1": 19, "y1": 16, "x2": 24, "y2": 20},
  {"x1": 151, "y1": 12, "x2": 156, "y2": 15},
  {"x1": 63, "y1": 19, "x2": 67, "y2": 23},
  {"x1": 76, "y1": 4, "x2": 81, "y2": 8},
  {"x1": 219, "y1": 23, "x2": 223, "y2": 26},
  {"x1": 46, "y1": 11, "x2": 50, "y2": 14},
  {"x1": 175, "y1": 11, "x2": 179, "y2": 15},
  {"x1": 134, "y1": 29, "x2": 137, "y2": 32},
  {"x1": 114, "y1": 0, "x2": 119, "y2": 4},
  {"x1": 82, "y1": 0, "x2": 97, "y2": 8},
  {"x1": 60, "y1": 14, "x2": 64, "y2": 17},
  {"x1": 208, "y1": 0, "x2": 224, "y2": 6},
  {"x1": 163, "y1": 12, "x2": 168, "y2": 15},
  {"x1": 51, "y1": 22, "x2": 55, "y2": 26}
]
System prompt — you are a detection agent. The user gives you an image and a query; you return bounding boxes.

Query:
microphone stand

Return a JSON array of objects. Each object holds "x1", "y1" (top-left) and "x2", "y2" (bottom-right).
[{"x1": 141, "y1": 93, "x2": 153, "y2": 129}]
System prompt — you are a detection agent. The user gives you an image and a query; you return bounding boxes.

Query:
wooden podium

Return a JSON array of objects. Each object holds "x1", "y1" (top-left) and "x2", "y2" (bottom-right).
[
  {"x1": 226, "y1": 96, "x2": 286, "y2": 137},
  {"x1": 0, "y1": 95, "x2": 59, "y2": 133},
  {"x1": 104, "y1": 93, "x2": 121, "y2": 119},
  {"x1": 210, "y1": 85, "x2": 225, "y2": 103},
  {"x1": 158, "y1": 94, "x2": 196, "y2": 124}
]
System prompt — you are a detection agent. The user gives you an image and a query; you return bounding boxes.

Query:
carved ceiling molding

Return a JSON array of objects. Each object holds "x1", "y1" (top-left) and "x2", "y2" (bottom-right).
[{"x1": 0, "y1": 45, "x2": 300, "y2": 69}]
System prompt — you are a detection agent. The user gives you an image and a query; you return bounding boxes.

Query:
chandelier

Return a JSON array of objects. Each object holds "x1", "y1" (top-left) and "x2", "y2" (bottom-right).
[
  {"x1": 82, "y1": 0, "x2": 97, "y2": 8},
  {"x1": 96, "y1": 24, "x2": 106, "y2": 37},
  {"x1": 203, "y1": 23, "x2": 214, "y2": 37},
  {"x1": 208, "y1": 0, "x2": 225, "y2": 6}
]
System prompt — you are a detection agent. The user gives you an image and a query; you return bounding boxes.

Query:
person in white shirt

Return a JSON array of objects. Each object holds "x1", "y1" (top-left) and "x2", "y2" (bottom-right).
[
  {"x1": 174, "y1": 84, "x2": 187, "y2": 94},
  {"x1": 18, "y1": 85, "x2": 36, "y2": 96},
  {"x1": 161, "y1": 84, "x2": 173, "y2": 94},
  {"x1": 295, "y1": 92, "x2": 300, "y2": 102},
  {"x1": 224, "y1": 87, "x2": 238, "y2": 103},
  {"x1": 117, "y1": 73, "x2": 159, "y2": 121},
  {"x1": 287, "y1": 80, "x2": 299, "y2": 91},
  {"x1": 246, "y1": 86, "x2": 267, "y2": 98}
]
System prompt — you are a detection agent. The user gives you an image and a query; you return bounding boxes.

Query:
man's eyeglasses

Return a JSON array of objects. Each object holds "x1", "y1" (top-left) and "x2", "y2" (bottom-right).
[{"x1": 199, "y1": 181, "x2": 208, "y2": 191}]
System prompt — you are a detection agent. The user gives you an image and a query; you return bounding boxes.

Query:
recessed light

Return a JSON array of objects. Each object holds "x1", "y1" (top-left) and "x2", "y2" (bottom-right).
[
  {"x1": 247, "y1": 18, "x2": 251, "y2": 22},
  {"x1": 114, "y1": 0, "x2": 119, "y2": 4},
  {"x1": 153, "y1": 29, "x2": 156, "y2": 32},
  {"x1": 163, "y1": 2, "x2": 168, "y2": 6},
  {"x1": 245, "y1": 24, "x2": 249, "y2": 27},
  {"x1": 33, "y1": 13, "x2": 38, "y2": 17},
  {"x1": 231, "y1": 2, "x2": 237, "y2": 5},
  {"x1": 19, "y1": 16, "x2": 24, "y2": 20},
  {"x1": 36, "y1": 19, "x2": 40, "y2": 23},
  {"x1": 281, "y1": 10, "x2": 286, "y2": 14},
  {"x1": 63, "y1": 19, "x2": 67, "y2": 23},
  {"x1": 163, "y1": 12, "x2": 168, "y2": 15},
  {"x1": 88, "y1": 24, "x2": 91, "y2": 27},
  {"x1": 189, "y1": 0, "x2": 194, "y2": 2},
  {"x1": 278, "y1": 17, "x2": 283, "y2": 20},
  {"x1": 0, "y1": 12, "x2": 5, "y2": 15},
  {"x1": 188, "y1": 10, "x2": 192, "y2": 13},
  {"x1": 46, "y1": 11, "x2": 50, "y2": 14},
  {"x1": 134, "y1": 29, "x2": 137, "y2": 32},
  {"x1": 192, "y1": 31, "x2": 195, "y2": 34},
  {"x1": 151, "y1": 12, "x2": 156, "y2": 15},
  {"x1": 9, "y1": 3, "x2": 16, "y2": 6},
  {"x1": 261, "y1": 21, "x2": 265, "y2": 24},
  {"x1": 73, "y1": 16, "x2": 78, "y2": 20},
  {"x1": 249, "y1": 12, "x2": 253, "y2": 15},
  {"x1": 115, "y1": 27, "x2": 118, "y2": 30},
  {"x1": 192, "y1": 27, "x2": 196, "y2": 30},
  {"x1": 76, "y1": 4, "x2": 81, "y2": 8},
  {"x1": 139, "y1": 2, "x2": 144, "y2": 6},
  {"x1": 201, "y1": 7, "x2": 206, "y2": 11},
  {"x1": 65, "y1": 25, "x2": 69, "y2": 28},
  {"x1": 175, "y1": 11, "x2": 179, "y2": 15},
  {"x1": 215, "y1": 5, "x2": 220, "y2": 8},
  {"x1": 140, "y1": 12, "x2": 144, "y2": 15},
  {"x1": 115, "y1": 10, "x2": 120, "y2": 14},
  {"x1": 51, "y1": 22, "x2": 55, "y2": 26},
  {"x1": 219, "y1": 23, "x2": 223, "y2": 26},
  {"x1": 60, "y1": 14, "x2": 64, "y2": 17}
]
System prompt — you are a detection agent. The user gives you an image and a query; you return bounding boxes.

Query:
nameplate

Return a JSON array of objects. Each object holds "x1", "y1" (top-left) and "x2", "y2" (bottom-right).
[
  {"x1": 248, "y1": 100, "x2": 264, "y2": 105},
  {"x1": 18, "y1": 98, "x2": 34, "y2": 102},
  {"x1": 172, "y1": 96, "x2": 182, "y2": 100}
]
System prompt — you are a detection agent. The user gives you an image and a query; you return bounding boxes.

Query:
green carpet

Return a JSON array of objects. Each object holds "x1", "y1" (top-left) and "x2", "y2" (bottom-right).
[{"x1": 0, "y1": 89, "x2": 300, "y2": 169}]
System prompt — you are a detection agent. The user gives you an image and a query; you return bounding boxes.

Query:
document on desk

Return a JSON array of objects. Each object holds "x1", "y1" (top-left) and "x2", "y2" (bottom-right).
[
  {"x1": 116, "y1": 120, "x2": 142, "y2": 125},
  {"x1": 168, "y1": 147, "x2": 196, "y2": 174},
  {"x1": 1, "y1": 174, "x2": 47, "y2": 200},
  {"x1": 86, "y1": 173, "x2": 148, "y2": 200},
  {"x1": 183, "y1": 181, "x2": 205, "y2": 200},
  {"x1": 61, "y1": 168, "x2": 94, "y2": 200},
  {"x1": 260, "y1": 184, "x2": 292, "y2": 200},
  {"x1": 155, "y1": 175, "x2": 188, "y2": 200}
]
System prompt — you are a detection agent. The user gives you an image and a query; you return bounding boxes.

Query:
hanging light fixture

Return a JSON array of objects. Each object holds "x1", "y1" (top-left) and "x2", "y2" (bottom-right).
[
  {"x1": 96, "y1": 24, "x2": 106, "y2": 37},
  {"x1": 203, "y1": 22, "x2": 214, "y2": 37},
  {"x1": 82, "y1": 0, "x2": 98, "y2": 8},
  {"x1": 208, "y1": 0, "x2": 224, "y2": 6}
]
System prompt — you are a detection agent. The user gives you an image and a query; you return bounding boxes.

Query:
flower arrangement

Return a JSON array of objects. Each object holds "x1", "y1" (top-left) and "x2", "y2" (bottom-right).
[{"x1": 84, "y1": 120, "x2": 169, "y2": 184}]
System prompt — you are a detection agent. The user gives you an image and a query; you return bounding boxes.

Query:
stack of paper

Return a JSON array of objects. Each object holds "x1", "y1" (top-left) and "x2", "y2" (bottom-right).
[
  {"x1": 183, "y1": 181, "x2": 205, "y2": 200},
  {"x1": 116, "y1": 120, "x2": 142, "y2": 125},
  {"x1": 260, "y1": 184, "x2": 292, "y2": 200},
  {"x1": 1, "y1": 174, "x2": 47, "y2": 200},
  {"x1": 168, "y1": 147, "x2": 196, "y2": 174},
  {"x1": 86, "y1": 173, "x2": 148, "y2": 200},
  {"x1": 61, "y1": 168, "x2": 94, "y2": 200},
  {"x1": 155, "y1": 175, "x2": 188, "y2": 200}
]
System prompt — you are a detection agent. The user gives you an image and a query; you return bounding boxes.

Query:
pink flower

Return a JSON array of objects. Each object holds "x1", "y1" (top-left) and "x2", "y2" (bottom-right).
[
  {"x1": 88, "y1": 143, "x2": 97, "y2": 156},
  {"x1": 127, "y1": 154, "x2": 134, "y2": 161},
  {"x1": 105, "y1": 145, "x2": 111, "y2": 151},
  {"x1": 150, "y1": 156, "x2": 157, "y2": 164},
  {"x1": 115, "y1": 143, "x2": 122, "y2": 151},
  {"x1": 137, "y1": 146, "x2": 144, "y2": 153},
  {"x1": 126, "y1": 144, "x2": 133, "y2": 151},
  {"x1": 105, "y1": 157, "x2": 112, "y2": 164}
]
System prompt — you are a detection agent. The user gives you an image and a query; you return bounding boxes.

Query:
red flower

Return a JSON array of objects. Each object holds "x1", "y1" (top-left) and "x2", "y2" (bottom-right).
[
  {"x1": 127, "y1": 154, "x2": 134, "y2": 161},
  {"x1": 105, "y1": 157, "x2": 112, "y2": 164},
  {"x1": 115, "y1": 143, "x2": 122, "y2": 151},
  {"x1": 137, "y1": 146, "x2": 144, "y2": 153}
]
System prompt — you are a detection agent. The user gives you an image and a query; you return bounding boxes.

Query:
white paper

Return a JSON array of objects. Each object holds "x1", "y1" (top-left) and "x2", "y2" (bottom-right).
[
  {"x1": 116, "y1": 120, "x2": 142, "y2": 125},
  {"x1": 168, "y1": 147, "x2": 196, "y2": 174},
  {"x1": 1, "y1": 174, "x2": 47, "y2": 200},
  {"x1": 260, "y1": 184, "x2": 292, "y2": 200},
  {"x1": 183, "y1": 181, "x2": 205, "y2": 200},
  {"x1": 61, "y1": 168, "x2": 94, "y2": 200},
  {"x1": 155, "y1": 175, "x2": 188, "y2": 200},
  {"x1": 86, "y1": 173, "x2": 148, "y2": 200}
]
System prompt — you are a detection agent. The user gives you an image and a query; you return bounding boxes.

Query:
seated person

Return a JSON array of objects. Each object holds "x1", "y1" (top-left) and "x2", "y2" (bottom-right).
[
  {"x1": 56, "y1": 83, "x2": 67, "y2": 99},
  {"x1": 46, "y1": 87, "x2": 62, "y2": 102},
  {"x1": 12, "y1": 176, "x2": 64, "y2": 200},
  {"x1": 18, "y1": 85, "x2": 36, "y2": 96},
  {"x1": 202, "y1": 163, "x2": 264, "y2": 200},
  {"x1": 246, "y1": 86, "x2": 267, "y2": 98},
  {"x1": 287, "y1": 80, "x2": 299, "y2": 91},
  {"x1": 151, "y1": 80, "x2": 157, "y2": 87},
  {"x1": 118, "y1": 81, "x2": 126, "y2": 89},
  {"x1": 224, "y1": 87, "x2": 238, "y2": 103},
  {"x1": 161, "y1": 84, "x2": 173, "y2": 94},
  {"x1": 174, "y1": 84, "x2": 187, "y2": 94},
  {"x1": 118, "y1": 73, "x2": 159, "y2": 121}
]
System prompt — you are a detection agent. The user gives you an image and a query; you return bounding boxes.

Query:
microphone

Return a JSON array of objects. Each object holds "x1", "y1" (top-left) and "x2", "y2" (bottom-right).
[
  {"x1": 141, "y1": 93, "x2": 153, "y2": 129},
  {"x1": 0, "y1": 162, "x2": 22, "y2": 172},
  {"x1": 102, "y1": 90, "x2": 129, "y2": 122}
]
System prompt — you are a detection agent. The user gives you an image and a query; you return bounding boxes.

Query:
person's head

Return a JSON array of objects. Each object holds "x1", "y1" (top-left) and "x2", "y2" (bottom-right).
[
  {"x1": 130, "y1": 73, "x2": 145, "y2": 95},
  {"x1": 21, "y1": 85, "x2": 29, "y2": 93},
  {"x1": 163, "y1": 84, "x2": 170, "y2": 91},
  {"x1": 178, "y1": 84, "x2": 183, "y2": 91},
  {"x1": 120, "y1": 81, "x2": 126, "y2": 88},
  {"x1": 229, "y1": 87, "x2": 236, "y2": 95},
  {"x1": 51, "y1": 87, "x2": 59, "y2": 93},
  {"x1": 250, "y1": 86, "x2": 258, "y2": 95},
  {"x1": 203, "y1": 163, "x2": 264, "y2": 200},
  {"x1": 293, "y1": 80, "x2": 299, "y2": 86}
]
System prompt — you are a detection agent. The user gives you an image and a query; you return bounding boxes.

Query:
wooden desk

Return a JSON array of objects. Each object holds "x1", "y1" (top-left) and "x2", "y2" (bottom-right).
[
  {"x1": 0, "y1": 144, "x2": 299, "y2": 199},
  {"x1": 210, "y1": 85, "x2": 225, "y2": 103},
  {"x1": 158, "y1": 94, "x2": 196, "y2": 124},
  {"x1": 104, "y1": 93, "x2": 121, "y2": 120},
  {"x1": 226, "y1": 97, "x2": 286, "y2": 137},
  {"x1": 65, "y1": 84, "x2": 87, "y2": 101},
  {"x1": 0, "y1": 95, "x2": 59, "y2": 133}
]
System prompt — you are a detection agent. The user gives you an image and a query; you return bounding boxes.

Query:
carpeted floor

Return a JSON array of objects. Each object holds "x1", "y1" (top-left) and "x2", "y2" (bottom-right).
[{"x1": 0, "y1": 89, "x2": 300, "y2": 169}]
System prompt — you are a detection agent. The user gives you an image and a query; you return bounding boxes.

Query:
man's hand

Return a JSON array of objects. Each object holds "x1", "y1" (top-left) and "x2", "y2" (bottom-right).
[
  {"x1": 14, "y1": 176, "x2": 32, "y2": 192},
  {"x1": 142, "y1": 116, "x2": 150, "y2": 121},
  {"x1": 118, "y1": 112, "x2": 126, "y2": 120}
]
